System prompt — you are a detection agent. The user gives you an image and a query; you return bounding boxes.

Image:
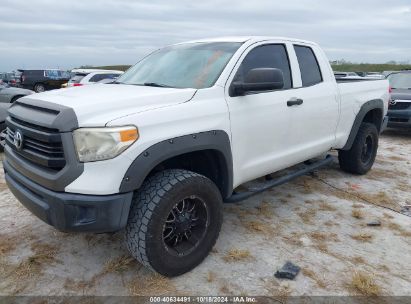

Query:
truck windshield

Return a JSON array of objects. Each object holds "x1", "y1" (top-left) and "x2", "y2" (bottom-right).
[
  {"x1": 116, "y1": 42, "x2": 242, "y2": 89},
  {"x1": 388, "y1": 73, "x2": 411, "y2": 89}
]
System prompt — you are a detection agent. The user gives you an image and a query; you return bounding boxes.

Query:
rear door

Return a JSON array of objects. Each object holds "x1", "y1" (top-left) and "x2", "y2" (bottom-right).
[{"x1": 285, "y1": 44, "x2": 339, "y2": 158}]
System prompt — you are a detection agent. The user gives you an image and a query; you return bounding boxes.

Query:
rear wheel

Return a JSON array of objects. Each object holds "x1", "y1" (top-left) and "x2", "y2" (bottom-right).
[
  {"x1": 34, "y1": 83, "x2": 45, "y2": 93},
  {"x1": 125, "y1": 169, "x2": 223, "y2": 277},
  {"x1": 338, "y1": 122, "x2": 379, "y2": 174}
]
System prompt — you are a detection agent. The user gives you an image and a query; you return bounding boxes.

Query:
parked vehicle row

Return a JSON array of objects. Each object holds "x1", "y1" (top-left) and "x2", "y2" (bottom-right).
[
  {"x1": 334, "y1": 71, "x2": 385, "y2": 79},
  {"x1": 18, "y1": 69, "x2": 71, "y2": 92},
  {"x1": 0, "y1": 72, "x2": 20, "y2": 87},
  {"x1": 65, "y1": 69, "x2": 123, "y2": 87}
]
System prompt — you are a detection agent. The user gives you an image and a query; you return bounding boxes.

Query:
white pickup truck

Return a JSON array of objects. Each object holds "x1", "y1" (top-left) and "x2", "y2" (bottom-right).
[{"x1": 4, "y1": 36, "x2": 389, "y2": 277}]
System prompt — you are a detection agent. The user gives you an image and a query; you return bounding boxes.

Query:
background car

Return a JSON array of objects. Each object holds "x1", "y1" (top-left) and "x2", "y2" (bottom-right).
[
  {"x1": 382, "y1": 71, "x2": 400, "y2": 78},
  {"x1": 0, "y1": 83, "x2": 35, "y2": 103},
  {"x1": 386, "y1": 71, "x2": 411, "y2": 128},
  {"x1": 66, "y1": 69, "x2": 123, "y2": 87},
  {"x1": 19, "y1": 69, "x2": 70, "y2": 92},
  {"x1": 363, "y1": 72, "x2": 385, "y2": 79},
  {"x1": 334, "y1": 71, "x2": 363, "y2": 79},
  {"x1": 0, "y1": 72, "x2": 20, "y2": 86},
  {"x1": 0, "y1": 102, "x2": 11, "y2": 150}
]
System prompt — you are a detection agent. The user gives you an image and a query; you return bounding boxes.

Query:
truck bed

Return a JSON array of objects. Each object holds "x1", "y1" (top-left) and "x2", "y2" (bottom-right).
[
  {"x1": 334, "y1": 78, "x2": 389, "y2": 148},
  {"x1": 335, "y1": 77, "x2": 383, "y2": 83}
]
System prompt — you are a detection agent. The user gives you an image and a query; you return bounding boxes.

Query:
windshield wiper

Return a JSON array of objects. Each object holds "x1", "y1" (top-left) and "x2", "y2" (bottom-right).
[{"x1": 142, "y1": 82, "x2": 173, "y2": 88}]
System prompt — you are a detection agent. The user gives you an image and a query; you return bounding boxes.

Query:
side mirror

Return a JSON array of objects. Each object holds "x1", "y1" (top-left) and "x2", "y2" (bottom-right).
[{"x1": 231, "y1": 68, "x2": 284, "y2": 97}]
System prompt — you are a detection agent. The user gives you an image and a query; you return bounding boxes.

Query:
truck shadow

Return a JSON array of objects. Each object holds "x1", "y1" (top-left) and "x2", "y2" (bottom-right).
[{"x1": 382, "y1": 128, "x2": 411, "y2": 139}]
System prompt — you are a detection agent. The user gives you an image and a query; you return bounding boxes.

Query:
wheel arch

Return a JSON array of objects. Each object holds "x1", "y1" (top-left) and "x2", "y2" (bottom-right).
[
  {"x1": 341, "y1": 99, "x2": 384, "y2": 151},
  {"x1": 119, "y1": 130, "x2": 233, "y2": 199},
  {"x1": 11, "y1": 95, "x2": 24, "y2": 103}
]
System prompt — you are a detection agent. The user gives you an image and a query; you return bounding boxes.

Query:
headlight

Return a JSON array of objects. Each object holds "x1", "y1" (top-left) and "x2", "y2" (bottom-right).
[{"x1": 73, "y1": 126, "x2": 139, "y2": 162}]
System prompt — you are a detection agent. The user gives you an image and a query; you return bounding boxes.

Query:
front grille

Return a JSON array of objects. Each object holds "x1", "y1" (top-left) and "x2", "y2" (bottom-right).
[
  {"x1": 6, "y1": 116, "x2": 66, "y2": 171},
  {"x1": 389, "y1": 101, "x2": 411, "y2": 110}
]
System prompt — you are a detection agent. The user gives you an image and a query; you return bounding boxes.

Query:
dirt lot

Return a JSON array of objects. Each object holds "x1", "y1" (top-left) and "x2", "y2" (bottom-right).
[{"x1": 0, "y1": 129, "x2": 410, "y2": 297}]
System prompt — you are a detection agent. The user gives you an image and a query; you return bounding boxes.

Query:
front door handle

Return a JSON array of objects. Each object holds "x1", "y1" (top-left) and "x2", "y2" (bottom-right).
[{"x1": 287, "y1": 98, "x2": 304, "y2": 107}]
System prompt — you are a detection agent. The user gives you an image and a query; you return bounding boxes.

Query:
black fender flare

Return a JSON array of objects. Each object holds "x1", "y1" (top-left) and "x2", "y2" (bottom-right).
[
  {"x1": 341, "y1": 99, "x2": 384, "y2": 151},
  {"x1": 119, "y1": 130, "x2": 233, "y2": 198}
]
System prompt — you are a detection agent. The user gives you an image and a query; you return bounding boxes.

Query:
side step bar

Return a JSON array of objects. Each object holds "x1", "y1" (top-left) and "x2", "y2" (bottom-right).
[{"x1": 224, "y1": 155, "x2": 333, "y2": 204}]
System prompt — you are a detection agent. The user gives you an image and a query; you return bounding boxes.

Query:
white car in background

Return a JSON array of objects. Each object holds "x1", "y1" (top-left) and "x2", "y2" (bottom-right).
[{"x1": 67, "y1": 69, "x2": 124, "y2": 87}]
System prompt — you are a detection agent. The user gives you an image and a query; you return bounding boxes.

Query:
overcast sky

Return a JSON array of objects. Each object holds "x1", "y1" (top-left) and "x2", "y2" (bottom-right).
[{"x1": 1, "y1": 0, "x2": 410, "y2": 71}]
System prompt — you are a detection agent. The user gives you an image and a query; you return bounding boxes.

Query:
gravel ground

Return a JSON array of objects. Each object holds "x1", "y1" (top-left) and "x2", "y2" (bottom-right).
[{"x1": 0, "y1": 129, "x2": 410, "y2": 297}]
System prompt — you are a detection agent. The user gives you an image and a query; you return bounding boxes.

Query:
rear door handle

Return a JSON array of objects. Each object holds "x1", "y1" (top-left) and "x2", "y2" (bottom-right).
[{"x1": 287, "y1": 98, "x2": 304, "y2": 107}]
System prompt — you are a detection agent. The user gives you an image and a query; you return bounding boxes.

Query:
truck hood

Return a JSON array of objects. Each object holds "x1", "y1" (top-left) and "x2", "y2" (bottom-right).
[
  {"x1": 23, "y1": 84, "x2": 197, "y2": 126},
  {"x1": 391, "y1": 89, "x2": 411, "y2": 101}
]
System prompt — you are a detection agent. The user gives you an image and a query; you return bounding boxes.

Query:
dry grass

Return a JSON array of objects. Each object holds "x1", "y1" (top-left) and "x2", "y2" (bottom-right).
[
  {"x1": 387, "y1": 221, "x2": 411, "y2": 237},
  {"x1": 359, "y1": 191, "x2": 398, "y2": 211},
  {"x1": 351, "y1": 233, "x2": 374, "y2": 243},
  {"x1": 367, "y1": 167, "x2": 407, "y2": 180},
  {"x1": 383, "y1": 213, "x2": 394, "y2": 219},
  {"x1": 351, "y1": 209, "x2": 364, "y2": 219},
  {"x1": 352, "y1": 204, "x2": 365, "y2": 209},
  {"x1": 219, "y1": 284, "x2": 231, "y2": 294},
  {"x1": 223, "y1": 249, "x2": 252, "y2": 263},
  {"x1": 318, "y1": 201, "x2": 337, "y2": 212},
  {"x1": 255, "y1": 201, "x2": 274, "y2": 218},
  {"x1": 299, "y1": 177, "x2": 325, "y2": 194},
  {"x1": 309, "y1": 231, "x2": 339, "y2": 243},
  {"x1": 348, "y1": 271, "x2": 381, "y2": 296},
  {"x1": 206, "y1": 271, "x2": 216, "y2": 283},
  {"x1": 0, "y1": 241, "x2": 60, "y2": 295},
  {"x1": 227, "y1": 207, "x2": 254, "y2": 219},
  {"x1": 397, "y1": 182, "x2": 410, "y2": 192},
  {"x1": 387, "y1": 155, "x2": 407, "y2": 161},
  {"x1": 0, "y1": 234, "x2": 16, "y2": 257},
  {"x1": 128, "y1": 274, "x2": 174, "y2": 296},
  {"x1": 313, "y1": 242, "x2": 329, "y2": 254},
  {"x1": 282, "y1": 232, "x2": 304, "y2": 246},
  {"x1": 302, "y1": 268, "x2": 326, "y2": 288},
  {"x1": 350, "y1": 256, "x2": 367, "y2": 265},
  {"x1": 265, "y1": 280, "x2": 292, "y2": 302},
  {"x1": 13, "y1": 243, "x2": 59, "y2": 279},
  {"x1": 64, "y1": 278, "x2": 95, "y2": 293},
  {"x1": 297, "y1": 208, "x2": 317, "y2": 224},
  {"x1": 242, "y1": 220, "x2": 275, "y2": 235},
  {"x1": 102, "y1": 255, "x2": 137, "y2": 274}
]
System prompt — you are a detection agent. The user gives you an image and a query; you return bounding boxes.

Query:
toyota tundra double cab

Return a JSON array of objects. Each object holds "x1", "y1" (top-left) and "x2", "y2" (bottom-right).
[{"x1": 4, "y1": 37, "x2": 389, "y2": 277}]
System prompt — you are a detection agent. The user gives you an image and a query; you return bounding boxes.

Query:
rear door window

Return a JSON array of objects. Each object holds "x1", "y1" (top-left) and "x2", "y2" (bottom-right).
[{"x1": 293, "y1": 45, "x2": 323, "y2": 87}]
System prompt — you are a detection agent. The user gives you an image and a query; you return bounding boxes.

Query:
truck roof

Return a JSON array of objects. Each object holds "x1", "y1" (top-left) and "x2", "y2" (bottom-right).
[{"x1": 181, "y1": 36, "x2": 318, "y2": 46}]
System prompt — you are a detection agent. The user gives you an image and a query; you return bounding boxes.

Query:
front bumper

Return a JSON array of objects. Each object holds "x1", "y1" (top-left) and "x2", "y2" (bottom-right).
[
  {"x1": 387, "y1": 109, "x2": 411, "y2": 128},
  {"x1": 4, "y1": 159, "x2": 133, "y2": 233}
]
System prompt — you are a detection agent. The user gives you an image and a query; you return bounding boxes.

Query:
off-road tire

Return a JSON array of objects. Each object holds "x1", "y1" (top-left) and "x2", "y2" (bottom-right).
[
  {"x1": 125, "y1": 169, "x2": 223, "y2": 277},
  {"x1": 338, "y1": 122, "x2": 379, "y2": 175}
]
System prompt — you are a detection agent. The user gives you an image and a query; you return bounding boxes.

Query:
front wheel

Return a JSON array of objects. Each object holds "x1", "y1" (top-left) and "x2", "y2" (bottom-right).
[
  {"x1": 338, "y1": 122, "x2": 379, "y2": 175},
  {"x1": 125, "y1": 169, "x2": 223, "y2": 277}
]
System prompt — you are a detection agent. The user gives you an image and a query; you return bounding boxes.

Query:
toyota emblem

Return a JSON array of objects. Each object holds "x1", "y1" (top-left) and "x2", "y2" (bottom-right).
[
  {"x1": 14, "y1": 130, "x2": 23, "y2": 150},
  {"x1": 389, "y1": 100, "x2": 397, "y2": 106}
]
